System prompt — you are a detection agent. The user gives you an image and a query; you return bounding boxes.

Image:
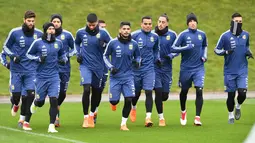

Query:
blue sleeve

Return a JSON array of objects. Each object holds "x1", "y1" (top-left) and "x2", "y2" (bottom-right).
[
  {"x1": 0, "y1": 50, "x2": 8, "y2": 66},
  {"x1": 153, "y1": 36, "x2": 160, "y2": 61},
  {"x1": 75, "y1": 31, "x2": 81, "y2": 57},
  {"x1": 202, "y1": 34, "x2": 208, "y2": 59},
  {"x1": 214, "y1": 33, "x2": 226, "y2": 56},
  {"x1": 103, "y1": 29, "x2": 112, "y2": 43},
  {"x1": 171, "y1": 33, "x2": 193, "y2": 53},
  {"x1": 58, "y1": 41, "x2": 67, "y2": 62},
  {"x1": 103, "y1": 41, "x2": 113, "y2": 69},
  {"x1": 67, "y1": 33, "x2": 76, "y2": 57},
  {"x1": 26, "y1": 40, "x2": 40, "y2": 62},
  {"x1": 246, "y1": 34, "x2": 252, "y2": 54},
  {"x1": 3, "y1": 30, "x2": 16, "y2": 56},
  {"x1": 133, "y1": 42, "x2": 141, "y2": 64},
  {"x1": 167, "y1": 32, "x2": 179, "y2": 59}
]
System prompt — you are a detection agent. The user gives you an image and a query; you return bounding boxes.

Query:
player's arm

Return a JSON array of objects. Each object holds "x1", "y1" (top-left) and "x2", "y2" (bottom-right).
[
  {"x1": 214, "y1": 33, "x2": 229, "y2": 56},
  {"x1": 201, "y1": 34, "x2": 208, "y2": 62},
  {"x1": 103, "y1": 41, "x2": 114, "y2": 69},
  {"x1": 133, "y1": 41, "x2": 141, "y2": 68},
  {"x1": 74, "y1": 31, "x2": 82, "y2": 57},
  {"x1": 67, "y1": 33, "x2": 76, "y2": 57},
  {"x1": 165, "y1": 32, "x2": 179, "y2": 60},
  {"x1": 26, "y1": 40, "x2": 41, "y2": 62},
  {"x1": 171, "y1": 33, "x2": 193, "y2": 53},
  {"x1": 153, "y1": 36, "x2": 160, "y2": 61},
  {"x1": 0, "y1": 50, "x2": 10, "y2": 69},
  {"x1": 245, "y1": 34, "x2": 253, "y2": 59},
  {"x1": 58, "y1": 41, "x2": 68, "y2": 65}
]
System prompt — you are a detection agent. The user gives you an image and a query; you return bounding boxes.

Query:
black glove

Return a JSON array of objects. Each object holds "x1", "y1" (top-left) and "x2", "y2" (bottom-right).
[
  {"x1": 132, "y1": 60, "x2": 140, "y2": 68},
  {"x1": 225, "y1": 49, "x2": 234, "y2": 55},
  {"x1": 201, "y1": 57, "x2": 207, "y2": 62},
  {"x1": 77, "y1": 56, "x2": 82, "y2": 64},
  {"x1": 39, "y1": 56, "x2": 46, "y2": 63},
  {"x1": 5, "y1": 62, "x2": 10, "y2": 70},
  {"x1": 163, "y1": 55, "x2": 173, "y2": 61},
  {"x1": 246, "y1": 51, "x2": 254, "y2": 59},
  {"x1": 99, "y1": 40, "x2": 106, "y2": 49},
  {"x1": 10, "y1": 55, "x2": 20, "y2": 63},
  {"x1": 110, "y1": 67, "x2": 119, "y2": 75},
  {"x1": 155, "y1": 59, "x2": 162, "y2": 67},
  {"x1": 58, "y1": 59, "x2": 66, "y2": 65}
]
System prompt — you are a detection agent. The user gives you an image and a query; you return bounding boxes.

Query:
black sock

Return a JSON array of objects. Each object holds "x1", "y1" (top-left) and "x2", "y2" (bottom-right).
[
  {"x1": 180, "y1": 89, "x2": 189, "y2": 111},
  {"x1": 123, "y1": 98, "x2": 132, "y2": 118},
  {"x1": 82, "y1": 84, "x2": 90, "y2": 115},
  {"x1": 145, "y1": 90, "x2": 153, "y2": 112},
  {"x1": 58, "y1": 91, "x2": 66, "y2": 106},
  {"x1": 226, "y1": 92, "x2": 236, "y2": 112},
  {"x1": 49, "y1": 97, "x2": 58, "y2": 124},
  {"x1": 155, "y1": 88, "x2": 163, "y2": 114},
  {"x1": 237, "y1": 88, "x2": 247, "y2": 105},
  {"x1": 195, "y1": 87, "x2": 203, "y2": 116},
  {"x1": 132, "y1": 91, "x2": 141, "y2": 106},
  {"x1": 25, "y1": 90, "x2": 35, "y2": 122},
  {"x1": 162, "y1": 92, "x2": 169, "y2": 102},
  {"x1": 91, "y1": 87, "x2": 101, "y2": 113},
  {"x1": 20, "y1": 96, "x2": 27, "y2": 116},
  {"x1": 12, "y1": 92, "x2": 21, "y2": 105}
]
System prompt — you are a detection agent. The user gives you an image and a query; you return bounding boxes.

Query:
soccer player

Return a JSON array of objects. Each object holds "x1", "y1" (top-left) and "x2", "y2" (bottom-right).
[
  {"x1": 130, "y1": 16, "x2": 161, "y2": 127},
  {"x1": 104, "y1": 21, "x2": 141, "y2": 131},
  {"x1": 214, "y1": 13, "x2": 253, "y2": 124},
  {"x1": 75, "y1": 13, "x2": 112, "y2": 128},
  {"x1": 171, "y1": 13, "x2": 208, "y2": 126},
  {"x1": 153, "y1": 14, "x2": 178, "y2": 126},
  {"x1": 3, "y1": 10, "x2": 43, "y2": 130},
  {"x1": 98, "y1": 20, "x2": 107, "y2": 28},
  {"x1": 27, "y1": 22, "x2": 67, "y2": 133},
  {"x1": 50, "y1": 14, "x2": 75, "y2": 127}
]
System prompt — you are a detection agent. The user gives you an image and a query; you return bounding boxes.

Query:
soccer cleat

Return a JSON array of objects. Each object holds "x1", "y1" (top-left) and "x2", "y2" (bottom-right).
[
  {"x1": 120, "y1": 124, "x2": 129, "y2": 131},
  {"x1": 48, "y1": 124, "x2": 58, "y2": 133},
  {"x1": 82, "y1": 117, "x2": 89, "y2": 128},
  {"x1": 111, "y1": 104, "x2": 117, "y2": 111},
  {"x1": 88, "y1": 115, "x2": 95, "y2": 128},
  {"x1": 228, "y1": 118, "x2": 234, "y2": 124},
  {"x1": 130, "y1": 109, "x2": 136, "y2": 122},
  {"x1": 23, "y1": 122, "x2": 32, "y2": 131},
  {"x1": 94, "y1": 112, "x2": 97, "y2": 124},
  {"x1": 235, "y1": 108, "x2": 241, "y2": 120},
  {"x1": 145, "y1": 118, "x2": 153, "y2": 127},
  {"x1": 159, "y1": 119, "x2": 166, "y2": 127},
  {"x1": 54, "y1": 118, "x2": 60, "y2": 127},
  {"x1": 30, "y1": 102, "x2": 37, "y2": 114},
  {"x1": 180, "y1": 111, "x2": 187, "y2": 126},
  {"x1": 194, "y1": 116, "x2": 202, "y2": 126},
  {"x1": 11, "y1": 105, "x2": 19, "y2": 116},
  {"x1": 18, "y1": 120, "x2": 24, "y2": 128}
]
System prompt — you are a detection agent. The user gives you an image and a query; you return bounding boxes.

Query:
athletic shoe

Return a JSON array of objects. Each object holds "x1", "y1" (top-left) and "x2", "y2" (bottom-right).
[
  {"x1": 23, "y1": 122, "x2": 32, "y2": 131},
  {"x1": 82, "y1": 117, "x2": 89, "y2": 128},
  {"x1": 88, "y1": 115, "x2": 95, "y2": 128},
  {"x1": 235, "y1": 108, "x2": 241, "y2": 120},
  {"x1": 228, "y1": 118, "x2": 234, "y2": 124},
  {"x1": 159, "y1": 119, "x2": 166, "y2": 127},
  {"x1": 11, "y1": 105, "x2": 19, "y2": 116},
  {"x1": 130, "y1": 109, "x2": 136, "y2": 122},
  {"x1": 48, "y1": 124, "x2": 58, "y2": 133},
  {"x1": 180, "y1": 111, "x2": 187, "y2": 126},
  {"x1": 94, "y1": 112, "x2": 97, "y2": 124},
  {"x1": 18, "y1": 120, "x2": 24, "y2": 128},
  {"x1": 30, "y1": 102, "x2": 37, "y2": 114},
  {"x1": 55, "y1": 118, "x2": 60, "y2": 127},
  {"x1": 145, "y1": 118, "x2": 153, "y2": 127},
  {"x1": 111, "y1": 104, "x2": 116, "y2": 111},
  {"x1": 194, "y1": 116, "x2": 202, "y2": 126},
  {"x1": 120, "y1": 124, "x2": 129, "y2": 131}
]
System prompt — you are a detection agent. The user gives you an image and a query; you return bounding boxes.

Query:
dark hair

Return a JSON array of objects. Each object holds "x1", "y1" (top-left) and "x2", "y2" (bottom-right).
[
  {"x1": 141, "y1": 16, "x2": 152, "y2": 22},
  {"x1": 160, "y1": 13, "x2": 169, "y2": 22},
  {"x1": 87, "y1": 13, "x2": 97, "y2": 23},
  {"x1": 98, "y1": 20, "x2": 105, "y2": 24},
  {"x1": 232, "y1": 12, "x2": 242, "y2": 19},
  {"x1": 120, "y1": 21, "x2": 131, "y2": 28},
  {"x1": 24, "y1": 10, "x2": 36, "y2": 19}
]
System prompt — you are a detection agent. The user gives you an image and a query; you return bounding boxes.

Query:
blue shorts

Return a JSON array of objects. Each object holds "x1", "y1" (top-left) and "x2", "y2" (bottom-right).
[
  {"x1": 10, "y1": 72, "x2": 35, "y2": 93},
  {"x1": 224, "y1": 74, "x2": 248, "y2": 92},
  {"x1": 80, "y1": 65, "x2": 103, "y2": 88},
  {"x1": 179, "y1": 70, "x2": 205, "y2": 89},
  {"x1": 109, "y1": 77, "x2": 135, "y2": 101},
  {"x1": 59, "y1": 72, "x2": 70, "y2": 92},
  {"x1": 134, "y1": 70, "x2": 155, "y2": 92},
  {"x1": 35, "y1": 77, "x2": 60, "y2": 101},
  {"x1": 155, "y1": 71, "x2": 172, "y2": 92}
]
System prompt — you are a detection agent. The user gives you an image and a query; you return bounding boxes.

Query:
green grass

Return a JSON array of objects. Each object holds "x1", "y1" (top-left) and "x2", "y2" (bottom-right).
[
  {"x1": 1, "y1": 99, "x2": 255, "y2": 143},
  {"x1": 0, "y1": 0, "x2": 254, "y2": 95}
]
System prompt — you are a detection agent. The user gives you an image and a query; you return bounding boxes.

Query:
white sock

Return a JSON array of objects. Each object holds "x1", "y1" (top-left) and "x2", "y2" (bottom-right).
[
  {"x1": 89, "y1": 111, "x2": 94, "y2": 116},
  {"x1": 132, "y1": 106, "x2": 136, "y2": 109},
  {"x1": 121, "y1": 117, "x2": 128, "y2": 126},
  {"x1": 181, "y1": 110, "x2": 186, "y2": 113},
  {"x1": 95, "y1": 107, "x2": 99, "y2": 113},
  {"x1": 229, "y1": 112, "x2": 234, "y2": 119},
  {"x1": 49, "y1": 123, "x2": 54, "y2": 127},
  {"x1": 236, "y1": 103, "x2": 241, "y2": 109},
  {"x1": 19, "y1": 115, "x2": 25, "y2": 121},
  {"x1": 146, "y1": 112, "x2": 152, "y2": 119},
  {"x1": 158, "y1": 113, "x2": 164, "y2": 120},
  {"x1": 24, "y1": 121, "x2": 29, "y2": 124},
  {"x1": 84, "y1": 115, "x2": 89, "y2": 118}
]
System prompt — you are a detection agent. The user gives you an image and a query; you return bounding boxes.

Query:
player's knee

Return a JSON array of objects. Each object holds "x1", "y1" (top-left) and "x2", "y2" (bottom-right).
[
  {"x1": 162, "y1": 92, "x2": 169, "y2": 101},
  {"x1": 145, "y1": 90, "x2": 152, "y2": 96},
  {"x1": 110, "y1": 100, "x2": 119, "y2": 105},
  {"x1": 50, "y1": 97, "x2": 58, "y2": 108},
  {"x1": 27, "y1": 90, "x2": 35, "y2": 97},
  {"x1": 125, "y1": 97, "x2": 133, "y2": 102},
  {"x1": 12, "y1": 92, "x2": 21, "y2": 104},
  {"x1": 37, "y1": 100, "x2": 45, "y2": 107},
  {"x1": 83, "y1": 84, "x2": 90, "y2": 93},
  {"x1": 180, "y1": 88, "x2": 189, "y2": 96},
  {"x1": 238, "y1": 88, "x2": 247, "y2": 94},
  {"x1": 195, "y1": 87, "x2": 203, "y2": 97}
]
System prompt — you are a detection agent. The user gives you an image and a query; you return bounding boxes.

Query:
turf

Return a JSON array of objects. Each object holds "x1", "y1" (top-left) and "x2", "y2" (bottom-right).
[{"x1": 0, "y1": 99, "x2": 255, "y2": 143}]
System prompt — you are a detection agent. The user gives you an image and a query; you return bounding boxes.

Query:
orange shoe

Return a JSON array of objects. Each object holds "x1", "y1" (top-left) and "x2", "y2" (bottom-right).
[
  {"x1": 120, "y1": 124, "x2": 129, "y2": 131},
  {"x1": 111, "y1": 104, "x2": 116, "y2": 111},
  {"x1": 130, "y1": 109, "x2": 136, "y2": 122},
  {"x1": 159, "y1": 119, "x2": 166, "y2": 127},
  {"x1": 55, "y1": 117, "x2": 60, "y2": 127},
  {"x1": 23, "y1": 122, "x2": 32, "y2": 131},
  {"x1": 88, "y1": 115, "x2": 95, "y2": 128},
  {"x1": 145, "y1": 118, "x2": 153, "y2": 127},
  {"x1": 82, "y1": 117, "x2": 89, "y2": 128}
]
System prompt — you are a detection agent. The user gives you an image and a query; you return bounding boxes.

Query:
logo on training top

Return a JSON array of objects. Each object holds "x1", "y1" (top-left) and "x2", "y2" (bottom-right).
[
  {"x1": 150, "y1": 36, "x2": 154, "y2": 42},
  {"x1": 96, "y1": 33, "x2": 100, "y2": 39},
  {"x1": 109, "y1": 93, "x2": 112, "y2": 98},
  {"x1": 198, "y1": 34, "x2": 202, "y2": 40},
  {"x1": 129, "y1": 44, "x2": 133, "y2": 50},
  {"x1": 166, "y1": 35, "x2": 170, "y2": 40},
  {"x1": 242, "y1": 35, "x2": 246, "y2": 39},
  {"x1": 83, "y1": 35, "x2": 88, "y2": 46},
  {"x1": 33, "y1": 34, "x2": 37, "y2": 39},
  {"x1": 61, "y1": 34, "x2": 65, "y2": 40},
  {"x1": 11, "y1": 85, "x2": 14, "y2": 90},
  {"x1": 81, "y1": 77, "x2": 84, "y2": 82},
  {"x1": 19, "y1": 36, "x2": 25, "y2": 48},
  {"x1": 138, "y1": 38, "x2": 143, "y2": 48},
  {"x1": 230, "y1": 37, "x2": 234, "y2": 40},
  {"x1": 54, "y1": 43, "x2": 58, "y2": 49}
]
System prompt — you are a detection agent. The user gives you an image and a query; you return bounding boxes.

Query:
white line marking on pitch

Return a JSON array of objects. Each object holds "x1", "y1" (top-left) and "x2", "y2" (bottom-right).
[{"x1": 0, "y1": 126, "x2": 87, "y2": 143}]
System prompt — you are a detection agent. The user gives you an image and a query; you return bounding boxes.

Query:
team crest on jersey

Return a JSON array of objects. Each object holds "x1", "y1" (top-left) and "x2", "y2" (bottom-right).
[
  {"x1": 11, "y1": 85, "x2": 14, "y2": 90},
  {"x1": 129, "y1": 44, "x2": 133, "y2": 50},
  {"x1": 81, "y1": 77, "x2": 84, "y2": 82},
  {"x1": 109, "y1": 93, "x2": 112, "y2": 98},
  {"x1": 198, "y1": 34, "x2": 202, "y2": 40},
  {"x1": 230, "y1": 37, "x2": 234, "y2": 40},
  {"x1": 61, "y1": 34, "x2": 65, "y2": 40},
  {"x1": 54, "y1": 43, "x2": 58, "y2": 49},
  {"x1": 150, "y1": 36, "x2": 154, "y2": 42},
  {"x1": 96, "y1": 33, "x2": 100, "y2": 38},
  {"x1": 242, "y1": 35, "x2": 246, "y2": 39},
  {"x1": 166, "y1": 35, "x2": 170, "y2": 40},
  {"x1": 33, "y1": 34, "x2": 37, "y2": 39}
]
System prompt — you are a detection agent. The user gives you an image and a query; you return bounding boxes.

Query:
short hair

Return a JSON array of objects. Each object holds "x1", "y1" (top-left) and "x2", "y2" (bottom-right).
[
  {"x1": 141, "y1": 16, "x2": 152, "y2": 22},
  {"x1": 232, "y1": 12, "x2": 242, "y2": 19},
  {"x1": 24, "y1": 10, "x2": 36, "y2": 19},
  {"x1": 87, "y1": 13, "x2": 97, "y2": 23},
  {"x1": 98, "y1": 20, "x2": 105, "y2": 24},
  {"x1": 159, "y1": 13, "x2": 169, "y2": 22},
  {"x1": 120, "y1": 21, "x2": 131, "y2": 28}
]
